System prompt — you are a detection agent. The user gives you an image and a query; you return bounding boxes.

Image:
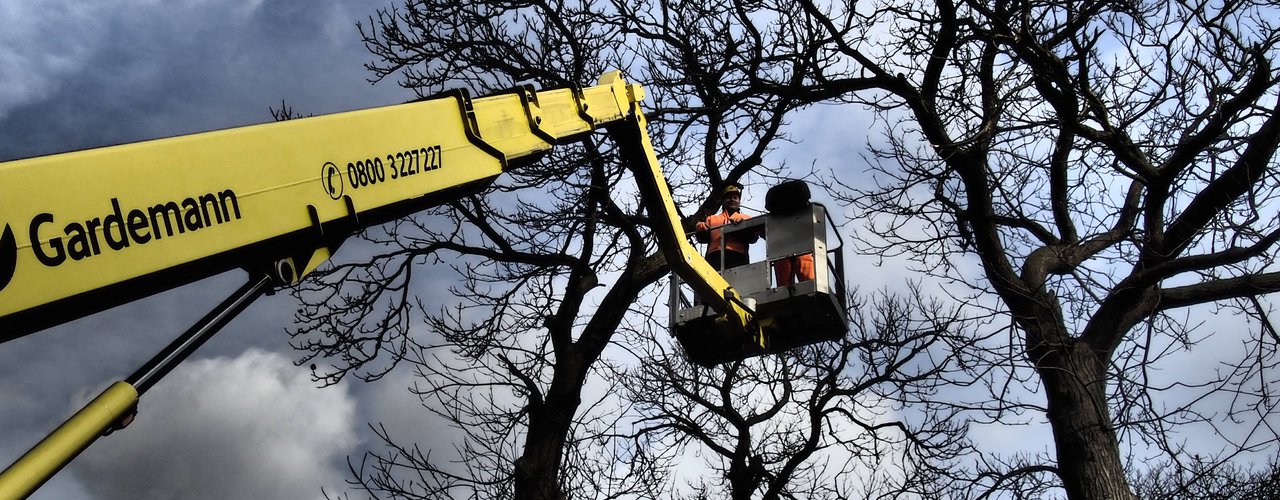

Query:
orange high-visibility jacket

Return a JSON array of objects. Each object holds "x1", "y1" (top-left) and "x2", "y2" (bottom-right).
[{"x1": 699, "y1": 210, "x2": 755, "y2": 254}]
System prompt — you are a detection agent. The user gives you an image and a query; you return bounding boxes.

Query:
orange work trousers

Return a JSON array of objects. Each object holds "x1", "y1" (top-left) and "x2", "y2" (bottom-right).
[{"x1": 773, "y1": 253, "x2": 815, "y2": 287}]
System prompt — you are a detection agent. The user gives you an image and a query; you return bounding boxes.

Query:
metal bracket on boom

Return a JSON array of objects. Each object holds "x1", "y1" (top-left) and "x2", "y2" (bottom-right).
[
  {"x1": 434, "y1": 88, "x2": 508, "y2": 169},
  {"x1": 295, "y1": 195, "x2": 363, "y2": 284},
  {"x1": 510, "y1": 85, "x2": 558, "y2": 146},
  {"x1": 571, "y1": 87, "x2": 594, "y2": 126}
]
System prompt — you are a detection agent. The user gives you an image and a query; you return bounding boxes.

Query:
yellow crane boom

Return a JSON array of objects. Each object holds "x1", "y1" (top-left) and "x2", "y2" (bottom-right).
[
  {"x1": 0, "y1": 72, "x2": 760, "y2": 499},
  {"x1": 0, "y1": 73, "x2": 751, "y2": 342}
]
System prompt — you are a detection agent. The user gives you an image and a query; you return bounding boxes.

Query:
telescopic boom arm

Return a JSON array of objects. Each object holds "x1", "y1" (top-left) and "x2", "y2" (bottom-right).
[
  {"x1": 0, "y1": 72, "x2": 758, "y2": 498},
  {"x1": 0, "y1": 72, "x2": 750, "y2": 341}
]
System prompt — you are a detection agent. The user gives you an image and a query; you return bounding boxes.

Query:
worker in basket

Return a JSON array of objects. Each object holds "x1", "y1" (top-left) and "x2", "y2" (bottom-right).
[
  {"x1": 766, "y1": 179, "x2": 816, "y2": 287},
  {"x1": 695, "y1": 182, "x2": 760, "y2": 270}
]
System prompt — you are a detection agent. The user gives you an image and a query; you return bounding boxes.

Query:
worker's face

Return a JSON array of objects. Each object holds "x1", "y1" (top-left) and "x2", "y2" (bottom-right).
[{"x1": 722, "y1": 192, "x2": 741, "y2": 211}]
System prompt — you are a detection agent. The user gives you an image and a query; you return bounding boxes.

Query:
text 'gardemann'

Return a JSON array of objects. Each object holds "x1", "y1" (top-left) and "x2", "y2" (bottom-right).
[{"x1": 30, "y1": 189, "x2": 242, "y2": 266}]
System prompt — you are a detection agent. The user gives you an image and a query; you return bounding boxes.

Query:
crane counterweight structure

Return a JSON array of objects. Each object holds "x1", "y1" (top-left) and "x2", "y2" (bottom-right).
[{"x1": 0, "y1": 72, "x2": 843, "y2": 498}]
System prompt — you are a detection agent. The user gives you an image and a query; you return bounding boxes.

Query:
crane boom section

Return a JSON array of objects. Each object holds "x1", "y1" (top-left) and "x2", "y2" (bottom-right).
[
  {"x1": 0, "y1": 77, "x2": 640, "y2": 341},
  {"x1": 0, "y1": 73, "x2": 761, "y2": 499},
  {"x1": 603, "y1": 88, "x2": 756, "y2": 339}
]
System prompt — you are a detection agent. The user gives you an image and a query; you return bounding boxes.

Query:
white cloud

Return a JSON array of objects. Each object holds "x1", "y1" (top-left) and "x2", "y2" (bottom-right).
[
  {"x1": 68, "y1": 349, "x2": 358, "y2": 500},
  {"x1": 0, "y1": 0, "x2": 217, "y2": 119},
  {"x1": 0, "y1": 1, "x2": 105, "y2": 119}
]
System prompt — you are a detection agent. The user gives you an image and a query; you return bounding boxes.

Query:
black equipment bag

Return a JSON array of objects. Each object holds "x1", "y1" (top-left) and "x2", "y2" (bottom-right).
[{"x1": 765, "y1": 179, "x2": 811, "y2": 214}]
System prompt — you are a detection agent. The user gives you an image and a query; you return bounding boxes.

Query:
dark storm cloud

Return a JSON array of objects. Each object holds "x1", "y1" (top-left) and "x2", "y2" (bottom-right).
[
  {"x1": 0, "y1": 1, "x2": 408, "y2": 498},
  {"x1": 0, "y1": 0, "x2": 402, "y2": 161}
]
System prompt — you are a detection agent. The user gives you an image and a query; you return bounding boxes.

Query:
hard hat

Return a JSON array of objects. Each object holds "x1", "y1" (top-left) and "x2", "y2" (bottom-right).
[{"x1": 722, "y1": 182, "x2": 743, "y2": 196}]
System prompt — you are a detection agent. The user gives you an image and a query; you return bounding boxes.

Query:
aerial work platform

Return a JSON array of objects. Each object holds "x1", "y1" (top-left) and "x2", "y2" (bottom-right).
[{"x1": 671, "y1": 198, "x2": 848, "y2": 366}]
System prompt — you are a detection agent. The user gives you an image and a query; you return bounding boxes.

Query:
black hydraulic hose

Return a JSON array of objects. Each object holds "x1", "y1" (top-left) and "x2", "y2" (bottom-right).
[{"x1": 127, "y1": 274, "x2": 273, "y2": 395}]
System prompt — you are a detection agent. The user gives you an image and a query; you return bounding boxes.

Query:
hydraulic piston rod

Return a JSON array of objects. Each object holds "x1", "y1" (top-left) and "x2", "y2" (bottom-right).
[{"x1": 0, "y1": 274, "x2": 272, "y2": 499}]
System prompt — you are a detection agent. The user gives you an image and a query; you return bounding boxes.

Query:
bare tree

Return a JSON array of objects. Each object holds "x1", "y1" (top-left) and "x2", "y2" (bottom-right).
[
  {"x1": 291, "y1": 0, "x2": 1280, "y2": 498},
  {"x1": 763, "y1": 0, "x2": 1280, "y2": 498},
  {"x1": 290, "y1": 0, "x2": 813, "y2": 498},
  {"x1": 617, "y1": 286, "x2": 977, "y2": 499},
  {"x1": 1131, "y1": 456, "x2": 1280, "y2": 500}
]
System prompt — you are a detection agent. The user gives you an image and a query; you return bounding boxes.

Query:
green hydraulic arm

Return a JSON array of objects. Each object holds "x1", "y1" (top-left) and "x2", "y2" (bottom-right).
[{"x1": 0, "y1": 72, "x2": 759, "y2": 498}]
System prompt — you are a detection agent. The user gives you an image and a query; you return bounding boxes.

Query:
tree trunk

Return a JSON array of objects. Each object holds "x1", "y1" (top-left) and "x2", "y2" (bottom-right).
[
  {"x1": 727, "y1": 454, "x2": 760, "y2": 500},
  {"x1": 509, "y1": 260, "x2": 662, "y2": 500},
  {"x1": 513, "y1": 366, "x2": 582, "y2": 500},
  {"x1": 1036, "y1": 341, "x2": 1136, "y2": 500}
]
